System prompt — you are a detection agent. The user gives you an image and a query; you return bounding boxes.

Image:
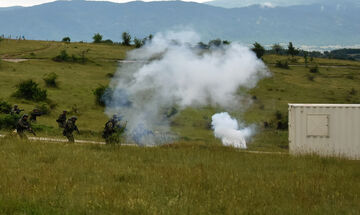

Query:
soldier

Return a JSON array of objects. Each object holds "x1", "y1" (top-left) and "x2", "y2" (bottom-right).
[
  {"x1": 29, "y1": 108, "x2": 42, "y2": 122},
  {"x1": 102, "y1": 115, "x2": 119, "y2": 143},
  {"x1": 56, "y1": 110, "x2": 67, "y2": 128},
  {"x1": 63, "y1": 116, "x2": 79, "y2": 143},
  {"x1": 16, "y1": 114, "x2": 36, "y2": 139},
  {"x1": 11, "y1": 104, "x2": 24, "y2": 115}
]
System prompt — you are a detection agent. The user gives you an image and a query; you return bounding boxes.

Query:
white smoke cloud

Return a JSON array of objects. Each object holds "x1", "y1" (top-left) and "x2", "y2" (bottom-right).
[
  {"x1": 211, "y1": 112, "x2": 254, "y2": 149},
  {"x1": 106, "y1": 30, "x2": 268, "y2": 146}
]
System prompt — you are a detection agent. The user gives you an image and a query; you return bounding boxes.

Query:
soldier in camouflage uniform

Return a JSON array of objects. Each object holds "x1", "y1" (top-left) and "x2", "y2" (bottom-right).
[
  {"x1": 29, "y1": 108, "x2": 42, "y2": 122},
  {"x1": 16, "y1": 114, "x2": 36, "y2": 139},
  {"x1": 102, "y1": 115, "x2": 118, "y2": 143},
  {"x1": 102, "y1": 115, "x2": 126, "y2": 144},
  {"x1": 11, "y1": 104, "x2": 24, "y2": 115},
  {"x1": 63, "y1": 116, "x2": 79, "y2": 142},
  {"x1": 56, "y1": 110, "x2": 67, "y2": 128}
]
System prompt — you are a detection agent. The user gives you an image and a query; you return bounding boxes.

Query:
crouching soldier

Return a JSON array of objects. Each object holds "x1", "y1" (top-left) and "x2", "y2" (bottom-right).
[
  {"x1": 16, "y1": 114, "x2": 36, "y2": 139},
  {"x1": 56, "y1": 110, "x2": 67, "y2": 128},
  {"x1": 63, "y1": 116, "x2": 79, "y2": 143},
  {"x1": 30, "y1": 108, "x2": 42, "y2": 122},
  {"x1": 11, "y1": 104, "x2": 24, "y2": 115}
]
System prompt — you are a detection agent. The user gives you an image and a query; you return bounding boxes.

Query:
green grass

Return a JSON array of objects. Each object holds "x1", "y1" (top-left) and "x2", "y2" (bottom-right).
[
  {"x1": 0, "y1": 39, "x2": 360, "y2": 214},
  {"x1": 0, "y1": 39, "x2": 360, "y2": 149},
  {"x1": 0, "y1": 139, "x2": 359, "y2": 214}
]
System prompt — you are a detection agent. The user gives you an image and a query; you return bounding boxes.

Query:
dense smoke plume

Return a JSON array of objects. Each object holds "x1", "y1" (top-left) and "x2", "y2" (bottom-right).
[
  {"x1": 106, "y1": 31, "x2": 268, "y2": 146},
  {"x1": 211, "y1": 112, "x2": 254, "y2": 148}
]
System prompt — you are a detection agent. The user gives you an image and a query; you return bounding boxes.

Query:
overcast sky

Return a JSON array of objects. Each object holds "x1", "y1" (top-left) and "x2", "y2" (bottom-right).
[{"x1": 0, "y1": 0, "x2": 208, "y2": 7}]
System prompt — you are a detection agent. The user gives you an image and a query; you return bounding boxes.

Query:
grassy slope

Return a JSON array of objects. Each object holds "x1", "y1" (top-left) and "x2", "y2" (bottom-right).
[
  {"x1": 0, "y1": 139, "x2": 359, "y2": 214},
  {"x1": 0, "y1": 39, "x2": 359, "y2": 214},
  {"x1": 0, "y1": 39, "x2": 360, "y2": 147}
]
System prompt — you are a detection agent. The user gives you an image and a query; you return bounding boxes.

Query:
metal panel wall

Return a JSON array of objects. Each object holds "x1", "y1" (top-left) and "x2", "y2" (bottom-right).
[{"x1": 289, "y1": 104, "x2": 360, "y2": 160}]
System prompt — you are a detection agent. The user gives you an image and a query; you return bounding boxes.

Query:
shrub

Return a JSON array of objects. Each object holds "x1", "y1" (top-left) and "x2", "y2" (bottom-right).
[
  {"x1": 43, "y1": 72, "x2": 58, "y2": 87},
  {"x1": 103, "y1": 39, "x2": 113, "y2": 44},
  {"x1": 134, "y1": 37, "x2": 143, "y2": 48},
  {"x1": 0, "y1": 100, "x2": 11, "y2": 114},
  {"x1": 36, "y1": 103, "x2": 51, "y2": 115},
  {"x1": 53, "y1": 50, "x2": 87, "y2": 64},
  {"x1": 0, "y1": 114, "x2": 19, "y2": 129},
  {"x1": 62, "y1": 37, "x2": 71, "y2": 43},
  {"x1": 275, "y1": 60, "x2": 289, "y2": 69},
  {"x1": 53, "y1": 50, "x2": 69, "y2": 62},
  {"x1": 93, "y1": 85, "x2": 113, "y2": 106},
  {"x1": 309, "y1": 65, "x2": 319, "y2": 73},
  {"x1": 13, "y1": 80, "x2": 47, "y2": 102},
  {"x1": 274, "y1": 110, "x2": 288, "y2": 130}
]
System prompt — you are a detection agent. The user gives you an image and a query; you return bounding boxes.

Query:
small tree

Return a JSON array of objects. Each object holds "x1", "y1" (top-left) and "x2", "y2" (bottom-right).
[
  {"x1": 272, "y1": 43, "x2": 283, "y2": 55},
  {"x1": 288, "y1": 42, "x2": 299, "y2": 57},
  {"x1": 134, "y1": 37, "x2": 143, "y2": 48},
  {"x1": 209, "y1": 39, "x2": 222, "y2": 47},
  {"x1": 93, "y1": 33, "x2": 103, "y2": 43},
  {"x1": 122, "y1": 32, "x2": 131, "y2": 46},
  {"x1": 62, "y1": 37, "x2": 71, "y2": 43},
  {"x1": 252, "y1": 42, "x2": 265, "y2": 59}
]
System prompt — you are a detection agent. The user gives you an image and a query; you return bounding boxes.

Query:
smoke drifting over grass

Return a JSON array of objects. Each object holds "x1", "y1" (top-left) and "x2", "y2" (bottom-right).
[
  {"x1": 106, "y1": 30, "x2": 268, "y2": 146},
  {"x1": 212, "y1": 112, "x2": 254, "y2": 149}
]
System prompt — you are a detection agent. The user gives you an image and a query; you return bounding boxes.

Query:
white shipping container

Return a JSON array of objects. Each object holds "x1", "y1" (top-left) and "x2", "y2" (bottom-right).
[{"x1": 288, "y1": 104, "x2": 360, "y2": 160}]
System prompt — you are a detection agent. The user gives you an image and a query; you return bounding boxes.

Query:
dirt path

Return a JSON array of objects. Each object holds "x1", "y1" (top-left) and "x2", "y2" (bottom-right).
[
  {"x1": 2, "y1": 59, "x2": 29, "y2": 63},
  {"x1": 0, "y1": 134, "x2": 288, "y2": 155}
]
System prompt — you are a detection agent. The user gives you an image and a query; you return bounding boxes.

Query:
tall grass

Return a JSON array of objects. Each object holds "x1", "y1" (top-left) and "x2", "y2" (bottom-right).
[{"x1": 0, "y1": 139, "x2": 359, "y2": 214}]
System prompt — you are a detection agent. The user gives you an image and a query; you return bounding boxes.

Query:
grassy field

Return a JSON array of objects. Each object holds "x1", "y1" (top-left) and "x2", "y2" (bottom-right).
[
  {"x1": 1, "y1": 39, "x2": 360, "y2": 148},
  {"x1": 0, "y1": 39, "x2": 360, "y2": 214},
  {"x1": 0, "y1": 139, "x2": 359, "y2": 214}
]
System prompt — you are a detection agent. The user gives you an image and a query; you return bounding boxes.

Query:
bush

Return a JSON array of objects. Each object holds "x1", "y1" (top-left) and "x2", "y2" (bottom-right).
[
  {"x1": 43, "y1": 72, "x2": 58, "y2": 87},
  {"x1": 13, "y1": 80, "x2": 47, "y2": 102},
  {"x1": 274, "y1": 110, "x2": 288, "y2": 130},
  {"x1": 53, "y1": 50, "x2": 69, "y2": 62},
  {"x1": 103, "y1": 39, "x2": 113, "y2": 44},
  {"x1": 0, "y1": 100, "x2": 11, "y2": 114},
  {"x1": 36, "y1": 103, "x2": 51, "y2": 115},
  {"x1": 93, "y1": 85, "x2": 113, "y2": 106},
  {"x1": 309, "y1": 65, "x2": 319, "y2": 73},
  {"x1": 53, "y1": 50, "x2": 87, "y2": 63},
  {"x1": 62, "y1": 37, "x2": 71, "y2": 43},
  {"x1": 0, "y1": 114, "x2": 19, "y2": 129},
  {"x1": 275, "y1": 60, "x2": 289, "y2": 69},
  {"x1": 134, "y1": 37, "x2": 143, "y2": 48}
]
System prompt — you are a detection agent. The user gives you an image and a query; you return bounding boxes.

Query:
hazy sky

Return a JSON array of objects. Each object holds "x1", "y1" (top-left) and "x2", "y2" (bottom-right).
[{"x1": 0, "y1": 0, "x2": 208, "y2": 7}]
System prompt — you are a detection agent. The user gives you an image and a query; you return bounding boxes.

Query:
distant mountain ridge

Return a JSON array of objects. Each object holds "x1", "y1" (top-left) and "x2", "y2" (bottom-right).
[
  {"x1": 0, "y1": 0, "x2": 359, "y2": 46},
  {"x1": 205, "y1": 0, "x2": 360, "y2": 8}
]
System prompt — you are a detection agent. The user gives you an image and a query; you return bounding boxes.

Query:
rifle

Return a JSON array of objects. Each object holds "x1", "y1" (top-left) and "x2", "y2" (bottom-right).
[
  {"x1": 17, "y1": 109, "x2": 25, "y2": 114},
  {"x1": 75, "y1": 125, "x2": 80, "y2": 135},
  {"x1": 28, "y1": 128, "x2": 36, "y2": 136}
]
